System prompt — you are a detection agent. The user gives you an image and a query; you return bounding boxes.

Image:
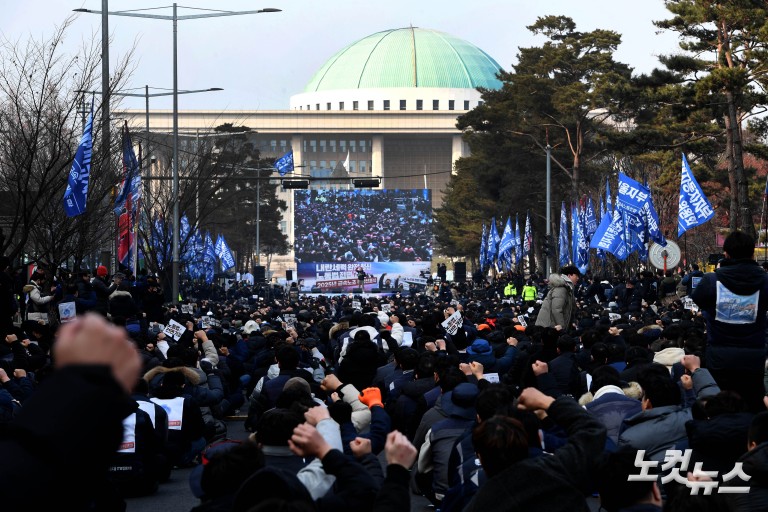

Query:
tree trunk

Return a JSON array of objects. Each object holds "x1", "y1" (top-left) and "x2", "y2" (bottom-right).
[
  {"x1": 724, "y1": 113, "x2": 738, "y2": 231},
  {"x1": 726, "y1": 92, "x2": 757, "y2": 238}
]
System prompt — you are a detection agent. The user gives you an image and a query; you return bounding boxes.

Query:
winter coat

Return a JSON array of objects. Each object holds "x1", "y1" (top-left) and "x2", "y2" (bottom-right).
[
  {"x1": 685, "y1": 412, "x2": 752, "y2": 475},
  {"x1": 464, "y1": 397, "x2": 606, "y2": 512},
  {"x1": 726, "y1": 441, "x2": 768, "y2": 511},
  {"x1": 691, "y1": 258, "x2": 768, "y2": 372},
  {"x1": 337, "y1": 340, "x2": 384, "y2": 392},
  {"x1": 585, "y1": 385, "x2": 642, "y2": 446},
  {"x1": 535, "y1": 274, "x2": 575, "y2": 329},
  {"x1": 109, "y1": 289, "x2": 138, "y2": 320},
  {"x1": 618, "y1": 368, "x2": 720, "y2": 461}
]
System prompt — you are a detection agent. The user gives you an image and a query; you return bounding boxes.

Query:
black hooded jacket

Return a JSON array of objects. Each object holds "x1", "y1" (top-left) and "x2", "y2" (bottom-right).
[{"x1": 691, "y1": 258, "x2": 768, "y2": 370}]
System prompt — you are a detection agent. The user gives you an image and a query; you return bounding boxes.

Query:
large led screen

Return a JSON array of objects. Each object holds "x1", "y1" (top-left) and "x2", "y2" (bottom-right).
[{"x1": 294, "y1": 189, "x2": 432, "y2": 292}]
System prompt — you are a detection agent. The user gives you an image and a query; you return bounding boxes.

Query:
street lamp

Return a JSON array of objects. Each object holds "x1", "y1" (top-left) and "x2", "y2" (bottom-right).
[{"x1": 74, "y1": 3, "x2": 281, "y2": 304}]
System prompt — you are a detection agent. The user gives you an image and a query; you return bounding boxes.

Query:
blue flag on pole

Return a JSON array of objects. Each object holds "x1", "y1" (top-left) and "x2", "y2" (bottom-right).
[
  {"x1": 678, "y1": 153, "x2": 715, "y2": 237},
  {"x1": 585, "y1": 196, "x2": 598, "y2": 241},
  {"x1": 499, "y1": 217, "x2": 514, "y2": 270},
  {"x1": 274, "y1": 150, "x2": 294, "y2": 176},
  {"x1": 605, "y1": 177, "x2": 612, "y2": 216},
  {"x1": 590, "y1": 209, "x2": 630, "y2": 260},
  {"x1": 574, "y1": 200, "x2": 590, "y2": 274},
  {"x1": 480, "y1": 224, "x2": 488, "y2": 270},
  {"x1": 215, "y1": 235, "x2": 236, "y2": 271},
  {"x1": 559, "y1": 202, "x2": 569, "y2": 268},
  {"x1": 204, "y1": 232, "x2": 217, "y2": 283},
  {"x1": 523, "y1": 212, "x2": 532, "y2": 259},
  {"x1": 488, "y1": 218, "x2": 500, "y2": 267},
  {"x1": 514, "y1": 215, "x2": 522, "y2": 264},
  {"x1": 63, "y1": 97, "x2": 94, "y2": 217}
]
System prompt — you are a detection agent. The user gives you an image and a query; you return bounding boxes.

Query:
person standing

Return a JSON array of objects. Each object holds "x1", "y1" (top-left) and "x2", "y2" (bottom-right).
[
  {"x1": 535, "y1": 266, "x2": 580, "y2": 331},
  {"x1": 691, "y1": 231, "x2": 768, "y2": 412},
  {"x1": 23, "y1": 270, "x2": 56, "y2": 325}
]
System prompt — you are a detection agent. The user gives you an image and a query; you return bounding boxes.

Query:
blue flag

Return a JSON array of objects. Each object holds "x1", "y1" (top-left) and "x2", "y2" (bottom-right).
[
  {"x1": 585, "y1": 196, "x2": 598, "y2": 241},
  {"x1": 617, "y1": 173, "x2": 650, "y2": 217},
  {"x1": 499, "y1": 217, "x2": 514, "y2": 270},
  {"x1": 204, "y1": 232, "x2": 217, "y2": 283},
  {"x1": 64, "y1": 97, "x2": 95, "y2": 217},
  {"x1": 275, "y1": 150, "x2": 294, "y2": 176},
  {"x1": 215, "y1": 235, "x2": 236, "y2": 271},
  {"x1": 559, "y1": 202, "x2": 569, "y2": 268},
  {"x1": 514, "y1": 215, "x2": 522, "y2": 264},
  {"x1": 678, "y1": 153, "x2": 715, "y2": 237},
  {"x1": 523, "y1": 212, "x2": 532, "y2": 259},
  {"x1": 573, "y1": 200, "x2": 589, "y2": 274},
  {"x1": 480, "y1": 224, "x2": 488, "y2": 271},
  {"x1": 590, "y1": 209, "x2": 629, "y2": 261},
  {"x1": 605, "y1": 177, "x2": 612, "y2": 216},
  {"x1": 487, "y1": 218, "x2": 500, "y2": 267}
]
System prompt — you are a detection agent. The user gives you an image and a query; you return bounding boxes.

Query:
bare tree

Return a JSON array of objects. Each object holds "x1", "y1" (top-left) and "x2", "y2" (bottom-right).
[{"x1": 0, "y1": 16, "x2": 135, "y2": 270}]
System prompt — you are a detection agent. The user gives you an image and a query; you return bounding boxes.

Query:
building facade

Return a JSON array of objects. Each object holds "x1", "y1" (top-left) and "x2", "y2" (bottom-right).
[{"x1": 125, "y1": 27, "x2": 503, "y2": 277}]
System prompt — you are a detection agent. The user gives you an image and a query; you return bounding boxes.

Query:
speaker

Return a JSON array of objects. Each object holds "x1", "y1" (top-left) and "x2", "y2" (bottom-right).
[
  {"x1": 453, "y1": 262, "x2": 466, "y2": 283},
  {"x1": 286, "y1": 269, "x2": 293, "y2": 281},
  {"x1": 253, "y1": 266, "x2": 266, "y2": 283}
]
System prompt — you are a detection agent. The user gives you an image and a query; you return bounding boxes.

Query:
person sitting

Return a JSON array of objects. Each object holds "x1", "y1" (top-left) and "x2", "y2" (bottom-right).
[{"x1": 465, "y1": 387, "x2": 606, "y2": 512}]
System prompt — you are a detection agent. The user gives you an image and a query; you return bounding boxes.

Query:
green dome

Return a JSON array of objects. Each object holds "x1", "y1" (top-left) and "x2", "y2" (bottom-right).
[{"x1": 304, "y1": 27, "x2": 503, "y2": 92}]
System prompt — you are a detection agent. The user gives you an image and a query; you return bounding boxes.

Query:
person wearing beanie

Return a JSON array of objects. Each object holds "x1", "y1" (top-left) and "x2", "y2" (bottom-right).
[{"x1": 91, "y1": 266, "x2": 114, "y2": 317}]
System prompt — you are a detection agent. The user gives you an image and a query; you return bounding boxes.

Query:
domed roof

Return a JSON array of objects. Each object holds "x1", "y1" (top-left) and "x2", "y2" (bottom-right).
[{"x1": 303, "y1": 27, "x2": 503, "y2": 93}]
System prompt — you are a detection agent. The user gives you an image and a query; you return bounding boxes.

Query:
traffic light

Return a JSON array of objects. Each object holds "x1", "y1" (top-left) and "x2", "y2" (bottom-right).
[
  {"x1": 281, "y1": 179, "x2": 310, "y2": 189},
  {"x1": 542, "y1": 235, "x2": 555, "y2": 257},
  {"x1": 352, "y1": 178, "x2": 380, "y2": 188}
]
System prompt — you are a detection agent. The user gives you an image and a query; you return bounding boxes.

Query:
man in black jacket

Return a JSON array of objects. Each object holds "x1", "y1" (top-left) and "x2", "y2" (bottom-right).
[
  {"x1": 691, "y1": 231, "x2": 768, "y2": 412},
  {"x1": 466, "y1": 387, "x2": 606, "y2": 512},
  {"x1": 0, "y1": 313, "x2": 141, "y2": 510}
]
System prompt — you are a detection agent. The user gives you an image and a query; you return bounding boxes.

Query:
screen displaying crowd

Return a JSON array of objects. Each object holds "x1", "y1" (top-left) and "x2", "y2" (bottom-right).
[{"x1": 293, "y1": 189, "x2": 433, "y2": 263}]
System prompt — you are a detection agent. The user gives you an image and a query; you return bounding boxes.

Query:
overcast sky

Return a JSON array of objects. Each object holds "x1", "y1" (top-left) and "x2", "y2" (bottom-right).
[{"x1": 3, "y1": 0, "x2": 682, "y2": 111}]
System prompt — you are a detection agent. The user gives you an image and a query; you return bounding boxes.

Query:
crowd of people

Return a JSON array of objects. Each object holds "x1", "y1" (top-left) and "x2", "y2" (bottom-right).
[
  {"x1": 294, "y1": 189, "x2": 433, "y2": 263},
  {"x1": 2, "y1": 230, "x2": 768, "y2": 511}
]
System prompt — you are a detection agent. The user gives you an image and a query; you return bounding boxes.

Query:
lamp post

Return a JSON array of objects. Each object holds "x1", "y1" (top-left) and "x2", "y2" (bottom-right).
[
  {"x1": 546, "y1": 143, "x2": 552, "y2": 276},
  {"x1": 74, "y1": 4, "x2": 281, "y2": 303}
]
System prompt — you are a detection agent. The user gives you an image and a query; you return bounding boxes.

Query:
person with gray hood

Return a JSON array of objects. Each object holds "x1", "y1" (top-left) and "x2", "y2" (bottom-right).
[{"x1": 535, "y1": 266, "x2": 581, "y2": 330}]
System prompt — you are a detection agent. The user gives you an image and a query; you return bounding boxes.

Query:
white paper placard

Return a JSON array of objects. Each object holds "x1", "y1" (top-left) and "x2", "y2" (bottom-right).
[
  {"x1": 163, "y1": 319, "x2": 186, "y2": 341},
  {"x1": 517, "y1": 315, "x2": 527, "y2": 328},
  {"x1": 441, "y1": 310, "x2": 463, "y2": 335},
  {"x1": 483, "y1": 373, "x2": 500, "y2": 384},
  {"x1": 58, "y1": 302, "x2": 76, "y2": 323}
]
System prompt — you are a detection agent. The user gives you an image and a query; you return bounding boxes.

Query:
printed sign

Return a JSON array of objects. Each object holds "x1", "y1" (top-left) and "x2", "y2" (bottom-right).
[
  {"x1": 352, "y1": 300, "x2": 362, "y2": 311},
  {"x1": 180, "y1": 304, "x2": 192, "y2": 314},
  {"x1": 58, "y1": 302, "x2": 76, "y2": 323},
  {"x1": 284, "y1": 314, "x2": 297, "y2": 329},
  {"x1": 517, "y1": 315, "x2": 527, "y2": 328},
  {"x1": 441, "y1": 310, "x2": 463, "y2": 335},
  {"x1": 163, "y1": 319, "x2": 186, "y2": 341},
  {"x1": 483, "y1": 373, "x2": 500, "y2": 384},
  {"x1": 381, "y1": 303, "x2": 391, "y2": 313},
  {"x1": 200, "y1": 316, "x2": 211, "y2": 329}
]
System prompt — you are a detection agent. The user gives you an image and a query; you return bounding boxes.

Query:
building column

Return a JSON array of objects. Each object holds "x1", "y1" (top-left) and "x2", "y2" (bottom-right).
[
  {"x1": 372, "y1": 134, "x2": 384, "y2": 184},
  {"x1": 291, "y1": 134, "x2": 304, "y2": 176},
  {"x1": 451, "y1": 134, "x2": 468, "y2": 174}
]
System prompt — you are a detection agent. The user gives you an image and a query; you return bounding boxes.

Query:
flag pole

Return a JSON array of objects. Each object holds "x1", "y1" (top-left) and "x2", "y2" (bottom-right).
[{"x1": 759, "y1": 173, "x2": 768, "y2": 263}]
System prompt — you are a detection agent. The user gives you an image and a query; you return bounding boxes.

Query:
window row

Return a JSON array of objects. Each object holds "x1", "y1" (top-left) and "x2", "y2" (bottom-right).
[
  {"x1": 303, "y1": 139, "x2": 372, "y2": 153},
  {"x1": 297, "y1": 99, "x2": 483, "y2": 111},
  {"x1": 305, "y1": 160, "x2": 371, "y2": 172}
]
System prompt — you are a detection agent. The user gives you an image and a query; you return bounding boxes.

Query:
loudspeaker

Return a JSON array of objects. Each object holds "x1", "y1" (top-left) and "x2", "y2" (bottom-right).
[
  {"x1": 454, "y1": 262, "x2": 466, "y2": 283},
  {"x1": 253, "y1": 266, "x2": 266, "y2": 283},
  {"x1": 286, "y1": 269, "x2": 293, "y2": 281}
]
